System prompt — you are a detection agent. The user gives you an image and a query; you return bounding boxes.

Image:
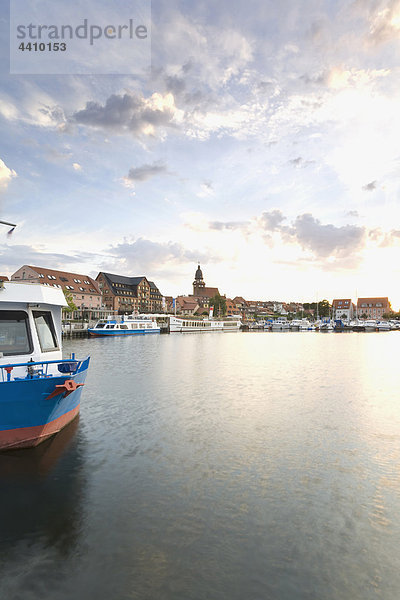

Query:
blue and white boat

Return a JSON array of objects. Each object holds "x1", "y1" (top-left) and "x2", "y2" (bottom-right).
[
  {"x1": 0, "y1": 280, "x2": 89, "y2": 450},
  {"x1": 88, "y1": 313, "x2": 160, "y2": 336}
]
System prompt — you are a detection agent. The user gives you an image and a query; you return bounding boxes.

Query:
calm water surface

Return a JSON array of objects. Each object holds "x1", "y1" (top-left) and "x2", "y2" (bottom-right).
[{"x1": 1, "y1": 332, "x2": 400, "y2": 599}]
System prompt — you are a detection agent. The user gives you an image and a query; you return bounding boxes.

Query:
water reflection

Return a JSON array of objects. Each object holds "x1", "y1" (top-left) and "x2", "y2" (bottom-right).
[{"x1": 0, "y1": 417, "x2": 86, "y2": 576}]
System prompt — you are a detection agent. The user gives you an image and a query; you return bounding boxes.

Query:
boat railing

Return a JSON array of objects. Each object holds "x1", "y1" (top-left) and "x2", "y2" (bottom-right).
[{"x1": 0, "y1": 356, "x2": 87, "y2": 382}]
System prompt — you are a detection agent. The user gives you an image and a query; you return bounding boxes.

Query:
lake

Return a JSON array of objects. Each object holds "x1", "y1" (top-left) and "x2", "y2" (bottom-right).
[{"x1": 1, "y1": 331, "x2": 400, "y2": 600}]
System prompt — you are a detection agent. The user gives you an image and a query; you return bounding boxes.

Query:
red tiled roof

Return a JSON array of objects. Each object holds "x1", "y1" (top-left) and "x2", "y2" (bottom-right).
[
  {"x1": 332, "y1": 299, "x2": 352, "y2": 308},
  {"x1": 193, "y1": 286, "x2": 220, "y2": 298},
  {"x1": 357, "y1": 297, "x2": 389, "y2": 306},
  {"x1": 25, "y1": 265, "x2": 101, "y2": 294}
]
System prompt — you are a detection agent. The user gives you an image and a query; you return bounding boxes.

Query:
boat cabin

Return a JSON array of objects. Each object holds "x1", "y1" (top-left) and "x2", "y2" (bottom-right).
[{"x1": 0, "y1": 281, "x2": 66, "y2": 378}]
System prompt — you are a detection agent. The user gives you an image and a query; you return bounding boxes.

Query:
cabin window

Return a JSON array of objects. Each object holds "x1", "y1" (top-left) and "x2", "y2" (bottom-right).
[
  {"x1": 32, "y1": 311, "x2": 59, "y2": 352},
  {"x1": 0, "y1": 310, "x2": 33, "y2": 356}
]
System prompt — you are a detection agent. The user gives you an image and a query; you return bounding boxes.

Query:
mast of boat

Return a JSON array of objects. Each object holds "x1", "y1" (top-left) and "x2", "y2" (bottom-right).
[{"x1": 355, "y1": 288, "x2": 358, "y2": 323}]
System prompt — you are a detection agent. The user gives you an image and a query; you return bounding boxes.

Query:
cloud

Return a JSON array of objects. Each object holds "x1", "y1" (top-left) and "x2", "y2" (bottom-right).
[
  {"x1": 0, "y1": 87, "x2": 66, "y2": 129},
  {"x1": 369, "y1": 227, "x2": 400, "y2": 247},
  {"x1": 197, "y1": 181, "x2": 214, "y2": 198},
  {"x1": 258, "y1": 210, "x2": 286, "y2": 231},
  {"x1": 72, "y1": 162, "x2": 82, "y2": 171},
  {"x1": 365, "y1": 0, "x2": 400, "y2": 45},
  {"x1": 289, "y1": 156, "x2": 315, "y2": 168},
  {"x1": 207, "y1": 209, "x2": 368, "y2": 263},
  {"x1": 209, "y1": 220, "x2": 248, "y2": 231},
  {"x1": 152, "y1": 11, "x2": 253, "y2": 90},
  {"x1": 0, "y1": 159, "x2": 17, "y2": 191},
  {"x1": 71, "y1": 92, "x2": 179, "y2": 138},
  {"x1": 362, "y1": 180, "x2": 377, "y2": 191},
  {"x1": 288, "y1": 213, "x2": 366, "y2": 258},
  {"x1": 105, "y1": 238, "x2": 212, "y2": 273},
  {"x1": 0, "y1": 244, "x2": 85, "y2": 273},
  {"x1": 125, "y1": 162, "x2": 168, "y2": 183}
]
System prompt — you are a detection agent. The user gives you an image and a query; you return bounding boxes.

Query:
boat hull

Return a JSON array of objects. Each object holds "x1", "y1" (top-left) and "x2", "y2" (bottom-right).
[
  {"x1": 88, "y1": 329, "x2": 159, "y2": 336},
  {"x1": 0, "y1": 359, "x2": 89, "y2": 451}
]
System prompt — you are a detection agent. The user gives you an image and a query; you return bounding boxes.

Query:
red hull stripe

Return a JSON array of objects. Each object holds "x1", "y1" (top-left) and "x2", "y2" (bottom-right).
[{"x1": 0, "y1": 404, "x2": 80, "y2": 450}]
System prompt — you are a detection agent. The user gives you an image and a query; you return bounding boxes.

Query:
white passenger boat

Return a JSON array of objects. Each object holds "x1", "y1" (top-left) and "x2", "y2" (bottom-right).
[
  {"x1": 168, "y1": 316, "x2": 241, "y2": 333},
  {"x1": 376, "y1": 321, "x2": 391, "y2": 331},
  {"x1": 88, "y1": 314, "x2": 160, "y2": 336}
]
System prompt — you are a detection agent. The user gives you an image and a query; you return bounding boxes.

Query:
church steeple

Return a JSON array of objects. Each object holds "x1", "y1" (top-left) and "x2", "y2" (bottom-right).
[{"x1": 193, "y1": 263, "x2": 205, "y2": 294}]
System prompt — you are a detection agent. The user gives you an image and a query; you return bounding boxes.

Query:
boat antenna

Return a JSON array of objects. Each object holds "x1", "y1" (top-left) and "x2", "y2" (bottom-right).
[{"x1": 0, "y1": 220, "x2": 17, "y2": 236}]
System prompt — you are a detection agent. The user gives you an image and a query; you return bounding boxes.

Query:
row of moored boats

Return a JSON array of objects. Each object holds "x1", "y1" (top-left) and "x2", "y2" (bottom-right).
[{"x1": 250, "y1": 318, "x2": 400, "y2": 332}]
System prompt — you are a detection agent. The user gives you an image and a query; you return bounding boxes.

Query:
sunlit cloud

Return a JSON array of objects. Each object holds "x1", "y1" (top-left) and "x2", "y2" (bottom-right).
[{"x1": 0, "y1": 158, "x2": 17, "y2": 190}]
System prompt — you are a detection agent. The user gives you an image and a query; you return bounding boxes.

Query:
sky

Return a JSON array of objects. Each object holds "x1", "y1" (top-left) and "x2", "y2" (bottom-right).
[{"x1": 1, "y1": 0, "x2": 400, "y2": 309}]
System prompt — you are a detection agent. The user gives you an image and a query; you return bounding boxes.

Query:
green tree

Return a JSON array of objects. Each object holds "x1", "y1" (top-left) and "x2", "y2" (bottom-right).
[
  {"x1": 63, "y1": 290, "x2": 77, "y2": 312},
  {"x1": 318, "y1": 300, "x2": 331, "y2": 317},
  {"x1": 210, "y1": 294, "x2": 227, "y2": 316}
]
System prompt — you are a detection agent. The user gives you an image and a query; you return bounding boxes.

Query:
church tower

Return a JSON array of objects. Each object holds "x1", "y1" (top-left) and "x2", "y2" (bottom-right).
[{"x1": 193, "y1": 264, "x2": 205, "y2": 295}]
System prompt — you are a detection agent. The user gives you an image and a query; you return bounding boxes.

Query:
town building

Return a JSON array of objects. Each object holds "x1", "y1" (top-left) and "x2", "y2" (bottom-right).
[
  {"x1": 96, "y1": 272, "x2": 163, "y2": 314},
  {"x1": 175, "y1": 296, "x2": 200, "y2": 315},
  {"x1": 225, "y1": 298, "x2": 241, "y2": 316},
  {"x1": 357, "y1": 297, "x2": 391, "y2": 319},
  {"x1": 163, "y1": 296, "x2": 174, "y2": 313},
  {"x1": 11, "y1": 265, "x2": 102, "y2": 309},
  {"x1": 332, "y1": 299, "x2": 355, "y2": 321}
]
